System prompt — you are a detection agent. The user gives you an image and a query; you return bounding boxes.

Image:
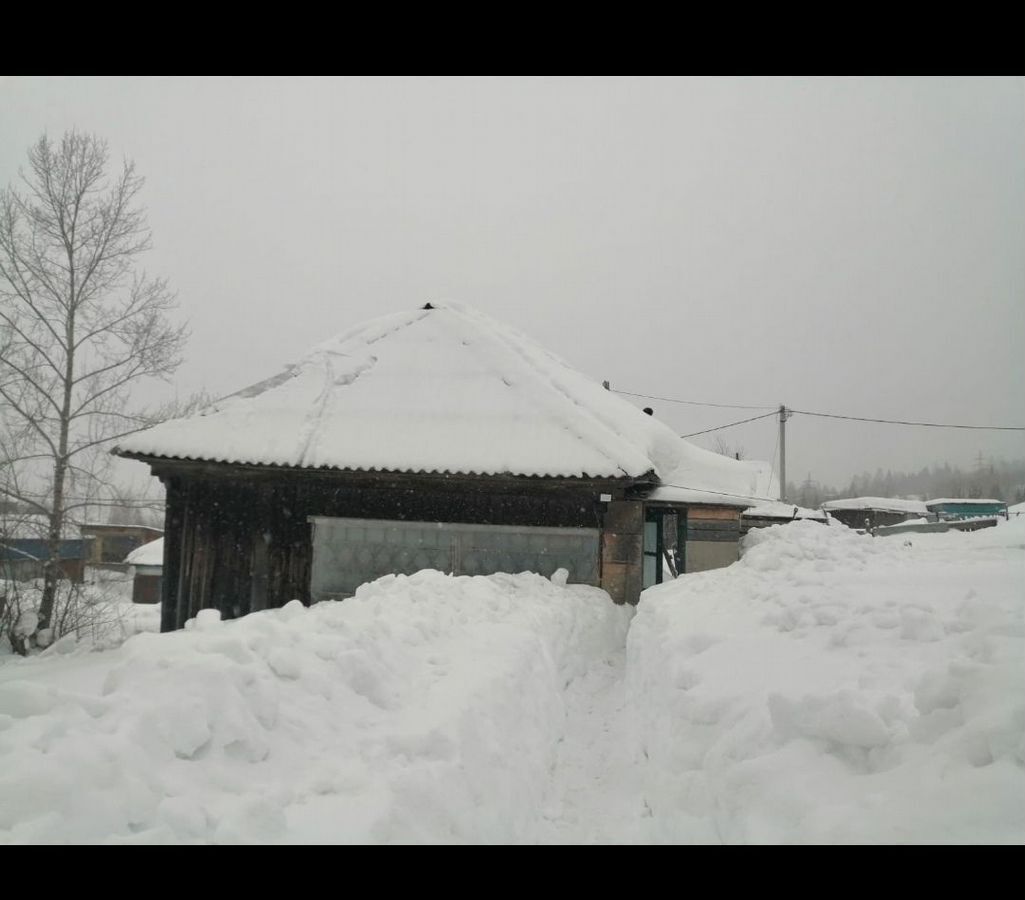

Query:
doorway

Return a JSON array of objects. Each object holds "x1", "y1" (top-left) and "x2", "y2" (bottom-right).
[{"x1": 642, "y1": 507, "x2": 686, "y2": 589}]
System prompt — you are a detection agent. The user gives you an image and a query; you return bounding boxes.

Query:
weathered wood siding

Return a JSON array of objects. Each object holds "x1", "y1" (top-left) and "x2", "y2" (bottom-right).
[
  {"x1": 683, "y1": 505, "x2": 742, "y2": 573},
  {"x1": 158, "y1": 465, "x2": 624, "y2": 631}
]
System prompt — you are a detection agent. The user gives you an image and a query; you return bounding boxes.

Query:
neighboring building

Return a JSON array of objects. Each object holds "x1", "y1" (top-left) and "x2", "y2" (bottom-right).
[
  {"x1": 0, "y1": 542, "x2": 45, "y2": 581},
  {"x1": 820, "y1": 497, "x2": 929, "y2": 531},
  {"x1": 0, "y1": 514, "x2": 92, "y2": 582},
  {"x1": 115, "y1": 303, "x2": 773, "y2": 632},
  {"x1": 741, "y1": 501, "x2": 829, "y2": 535},
  {"x1": 125, "y1": 537, "x2": 164, "y2": 604},
  {"x1": 0, "y1": 538, "x2": 93, "y2": 583},
  {"x1": 79, "y1": 523, "x2": 163, "y2": 568},
  {"x1": 924, "y1": 499, "x2": 1009, "y2": 522}
]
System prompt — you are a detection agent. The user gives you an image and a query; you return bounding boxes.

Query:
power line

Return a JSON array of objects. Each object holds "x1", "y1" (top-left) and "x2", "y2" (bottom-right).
[
  {"x1": 790, "y1": 409, "x2": 1025, "y2": 431},
  {"x1": 654, "y1": 482, "x2": 765, "y2": 503},
  {"x1": 611, "y1": 384, "x2": 1025, "y2": 431},
  {"x1": 611, "y1": 389, "x2": 775, "y2": 412},
  {"x1": 681, "y1": 410, "x2": 778, "y2": 438}
]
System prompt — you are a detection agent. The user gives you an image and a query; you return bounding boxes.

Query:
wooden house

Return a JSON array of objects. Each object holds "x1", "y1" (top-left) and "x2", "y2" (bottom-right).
[
  {"x1": 0, "y1": 538, "x2": 93, "y2": 583},
  {"x1": 79, "y1": 523, "x2": 163, "y2": 569},
  {"x1": 114, "y1": 304, "x2": 770, "y2": 631},
  {"x1": 0, "y1": 514, "x2": 93, "y2": 582}
]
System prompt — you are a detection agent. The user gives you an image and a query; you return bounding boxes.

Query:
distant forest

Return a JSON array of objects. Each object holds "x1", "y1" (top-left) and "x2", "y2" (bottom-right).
[{"x1": 787, "y1": 456, "x2": 1025, "y2": 509}]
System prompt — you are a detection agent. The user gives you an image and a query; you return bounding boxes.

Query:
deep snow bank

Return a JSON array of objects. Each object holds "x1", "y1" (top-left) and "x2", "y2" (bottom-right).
[
  {"x1": 627, "y1": 518, "x2": 1025, "y2": 843},
  {"x1": 0, "y1": 571, "x2": 630, "y2": 844}
]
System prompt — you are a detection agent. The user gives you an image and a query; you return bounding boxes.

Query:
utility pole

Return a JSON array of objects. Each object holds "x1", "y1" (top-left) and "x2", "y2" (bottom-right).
[{"x1": 779, "y1": 404, "x2": 790, "y2": 501}]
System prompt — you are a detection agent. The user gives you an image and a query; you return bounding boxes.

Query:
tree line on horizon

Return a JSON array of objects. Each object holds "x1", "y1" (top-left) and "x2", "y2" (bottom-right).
[{"x1": 787, "y1": 457, "x2": 1025, "y2": 509}]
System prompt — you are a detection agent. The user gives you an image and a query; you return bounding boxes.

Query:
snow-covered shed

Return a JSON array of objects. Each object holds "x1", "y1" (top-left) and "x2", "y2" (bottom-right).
[
  {"x1": 124, "y1": 537, "x2": 164, "y2": 604},
  {"x1": 115, "y1": 303, "x2": 772, "y2": 630},
  {"x1": 741, "y1": 501, "x2": 829, "y2": 534},
  {"x1": 820, "y1": 497, "x2": 929, "y2": 530}
]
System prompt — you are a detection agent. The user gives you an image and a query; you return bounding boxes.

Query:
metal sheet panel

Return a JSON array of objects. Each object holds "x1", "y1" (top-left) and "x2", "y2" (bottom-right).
[{"x1": 309, "y1": 516, "x2": 600, "y2": 602}]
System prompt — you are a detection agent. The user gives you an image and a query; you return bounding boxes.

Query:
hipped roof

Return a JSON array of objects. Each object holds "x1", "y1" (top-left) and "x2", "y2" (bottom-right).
[{"x1": 115, "y1": 303, "x2": 772, "y2": 505}]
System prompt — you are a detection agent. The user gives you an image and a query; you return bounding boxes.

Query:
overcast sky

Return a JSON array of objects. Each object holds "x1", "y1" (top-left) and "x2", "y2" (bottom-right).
[{"x1": 2, "y1": 76, "x2": 1022, "y2": 492}]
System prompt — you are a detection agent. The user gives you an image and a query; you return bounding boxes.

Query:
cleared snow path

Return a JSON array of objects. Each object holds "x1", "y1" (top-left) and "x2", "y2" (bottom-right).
[{"x1": 531, "y1": 648, "x2": 652, "y2": 844}]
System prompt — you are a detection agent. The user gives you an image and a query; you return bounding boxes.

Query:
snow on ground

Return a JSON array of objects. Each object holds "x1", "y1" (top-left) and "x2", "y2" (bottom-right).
[
  {"x1": 0, "y1": 571, "x2": 628, "y2": 844},
  {"x1": 529, "y1": 646, "x2": 650, "y2": 843},
  {"x1": 628, "y1": 518, "x2": 1025, "y2": 843},
  {"x1": 1, "y1": 520, "x2": 1022, "y2": 844}
]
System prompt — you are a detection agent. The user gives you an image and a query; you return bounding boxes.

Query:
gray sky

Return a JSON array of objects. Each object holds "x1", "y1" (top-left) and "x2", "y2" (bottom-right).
[{"x1": 2, "y1": 76, "x2": 1022, "y2": 491}]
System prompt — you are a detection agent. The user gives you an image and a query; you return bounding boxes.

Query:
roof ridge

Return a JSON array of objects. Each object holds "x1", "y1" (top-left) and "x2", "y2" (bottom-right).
[
  {"x1": 438, "y1": 306, "x2": 644, "y2": 477},
  {"x1": 219, "y1": 309, "x2": 431, "y2": 410}
]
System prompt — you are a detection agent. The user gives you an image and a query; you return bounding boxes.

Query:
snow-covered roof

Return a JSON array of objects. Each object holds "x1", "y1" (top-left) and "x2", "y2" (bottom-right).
[
  {"x1": 0, "y1": 543, "x2": 39, "y2": 561},
  {"x1": 643, "y1": 450, "x2": 776, "y2": 507},
  {"x1": 725, "y1": 459, "x2": 778, "y2": 498},
  {"x1": 0, "y1": 514, "x2": 81, "y2": 539},
  {"x1": 821, "y1": 497, "x2": 928, "y2": 515},
  {"x1": 124, "y1": 537, "x2": 164, "y2": 567},
  {"x1": 115, "y1": 303, "x2": 772, "y2": 503},
  {"x1": 924, "y1": 498, "x2": 1005, "y2": 507},
  {"x1": 743, "y1": 501, "x2": 828, "y2": 521}
]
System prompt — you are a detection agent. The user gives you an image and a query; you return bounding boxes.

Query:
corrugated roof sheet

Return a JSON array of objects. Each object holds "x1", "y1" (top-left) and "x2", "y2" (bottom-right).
[{"x1": 115, "y1": 303, "x2": 774, "y2": 504}]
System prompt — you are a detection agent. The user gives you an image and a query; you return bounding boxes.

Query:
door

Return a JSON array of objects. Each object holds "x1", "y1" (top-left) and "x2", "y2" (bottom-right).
[{"x1": 643, "y1": 507, "x2": 686, "y2": 589}]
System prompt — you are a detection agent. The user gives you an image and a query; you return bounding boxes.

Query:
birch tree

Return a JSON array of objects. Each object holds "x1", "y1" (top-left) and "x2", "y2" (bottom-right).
[{"x1": 0, "y1": 130, "x2": 187, "y2": 648}]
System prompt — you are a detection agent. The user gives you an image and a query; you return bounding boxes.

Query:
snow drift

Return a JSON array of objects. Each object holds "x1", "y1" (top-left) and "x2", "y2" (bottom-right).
[
  {"x1": 627, "y1": 518, "x2": 1025, "y2": 843},
  {"x1": 0, "y1": 571, "x2": 630, "y2": 844}
]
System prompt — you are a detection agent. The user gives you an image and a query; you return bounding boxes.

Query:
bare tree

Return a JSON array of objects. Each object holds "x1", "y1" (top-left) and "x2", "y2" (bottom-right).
[
  {"x1": 712, "y1": 435, "x2": 745, "y2": 460},
  {"x1": 0, "y1": 131, "x2": 187, "y2": 649}
]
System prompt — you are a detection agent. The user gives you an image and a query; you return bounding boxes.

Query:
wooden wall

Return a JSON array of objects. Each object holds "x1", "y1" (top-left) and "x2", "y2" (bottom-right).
[
  {"x1": 158, "y1": 465, "x2": 624, "y2": 631},
  {"x1": 684, "y1": 505, "x2": 742, "y2": 573}
]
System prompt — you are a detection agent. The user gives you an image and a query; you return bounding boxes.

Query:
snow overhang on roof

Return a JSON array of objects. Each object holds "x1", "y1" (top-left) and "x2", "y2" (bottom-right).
[
  {"x1": 743, "y1": 501, "x2": 828, "y2": 520},
  {"x1": 114, "y1": 303, "x2": 776, "y2": 503},
  {"x1": 0, "y1": 515, "x2": 83, "y2": 539},
  {"x1": 124, "y1": 537, "x2": 164, "y2": 567}
]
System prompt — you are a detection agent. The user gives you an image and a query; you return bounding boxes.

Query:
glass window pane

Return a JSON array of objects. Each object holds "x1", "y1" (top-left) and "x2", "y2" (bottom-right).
[
  {"x1": 643, "y1": 552, "x2": 657, "y2": 589},
  {"x1": 644, "y1": 520, "x2": 657, "y2": 553}
]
